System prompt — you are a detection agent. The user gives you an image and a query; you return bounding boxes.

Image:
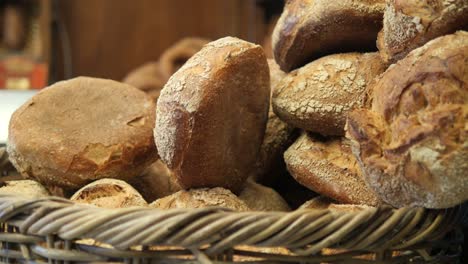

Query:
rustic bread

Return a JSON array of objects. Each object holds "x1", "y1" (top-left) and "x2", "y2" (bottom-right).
[
  {"x1": 122, "y1": 62, "x2": 166, "y2": 100},
  {"x1": 299, "y1": 196, "x2": 335, "y2": 210},
  {"x1": 272, "y1": 0, "x2": 385, "y2": 71},
  {"x1": 284, "y1": 132, "x2": 381, "y2": 206},
  {"x1": 239, "y1": 179, "x2": 290, "y2": 211},
  {"x1": 7, "y1": 77, "x2": 159, "y2": 190},
  {"x1": 0, "y1": 180, "x2": 50, "y2": 198},
  {"x1": 273, "y1": 52, "x2": 386, "y2": 136},
  {"x1": 149, "y1": 187, "x2": 249, "y2": 211},
  {"x1": 378, "y1": 0, "x2": 468, "y2": 64},
  {"x1": 155, "y1": 37, "x2": 270, "y2": 193},
  {"x1": 346, "y1": 32, "x2": 468, "y2": 208},
  {"x1": 159, "y1": 37, "x2": 210, "y2": 80},
  {"x1": 128, "y1": 160, "x2": 181, "y2": 202},
  {"x1": 71, "y1": 178, "x2": 147, "y2": 208}
]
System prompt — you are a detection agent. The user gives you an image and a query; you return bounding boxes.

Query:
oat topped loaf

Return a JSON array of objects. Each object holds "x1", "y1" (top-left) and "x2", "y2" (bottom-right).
[{"x1": 7, "y1": 77, "x2": 159, "y2": 190}]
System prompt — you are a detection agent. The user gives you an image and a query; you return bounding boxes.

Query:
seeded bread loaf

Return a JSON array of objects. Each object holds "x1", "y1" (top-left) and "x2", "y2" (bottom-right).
[
  {"x1": 346, "y1": 31, "x2": 468, "y2": 208},
  {"x1": 377, "y1": 0, "x2": 468, "y2": 64},
  {"x1": 155, "y1": 37, "x2": 270, "y2": 193},
  {"x1": 272, "y1": 0, "x2": 385, "y2": 71},
  {"x1": 273, "y1": 52, "x2": 386, "y2": 136}
]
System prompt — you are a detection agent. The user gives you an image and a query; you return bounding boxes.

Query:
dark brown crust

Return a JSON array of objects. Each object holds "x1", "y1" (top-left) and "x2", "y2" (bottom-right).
[
  {"x1": 155, "y1": 37, "x2": 270, "y2": 193},
  {"x1": 7, "y1": 77, "x2": 159, "y2": 190},
  {"x1": 284, "y1": 132, "x2": 381, "y2": 206},
  {"x1": 378, "y1": 0, "x2": 468, "y2": 64},
  {"x1": 273, "y1": 0, "x2": 385, "y2": 71},
  {"x1": 272, "y1": 52, "x2": 386, "y2": 136},
  {"x1": 346, "y1": 31, "x2": 468, "y2": 208}
]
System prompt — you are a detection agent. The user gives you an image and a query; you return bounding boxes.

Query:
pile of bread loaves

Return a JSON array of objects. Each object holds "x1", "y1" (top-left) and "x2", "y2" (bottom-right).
[{"x1": 2, "y1": 0, "x2": 468, "y2": 213}]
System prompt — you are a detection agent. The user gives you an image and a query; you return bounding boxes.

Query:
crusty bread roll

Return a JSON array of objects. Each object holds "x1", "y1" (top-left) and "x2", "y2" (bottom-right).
[
  {"x1": 239, "y1": 179, "x2": 290, "y2": 211},
  {"x1": 122, "y1": 62, "x2": 166, "y2": 100},
  {"x1": 0, "y1": 180, "x2": 50, "y2": 198},
  {"x1": 128, "y1": 160, "x2": 181, "y2": 202},
  {"x1": 346, "y1": 32, "x2": 468, "y2": 208},
  {"x1": 377, "y1": 0, "x2": 468, "y2": 64},
  {"x1": 71, "y1": 178, "x2": 147, "y2": 208},
  {"x1": 273, "y1": 52, "x2": 386, "y2": 136},
  {"x1": 272, "y1": 0, "x2": 385, "y2": 71},
  {"x1": 150, "y1": 187, "x2": 249, "y2": 211},
  {"x1": 299, "y1": 196, "x2": 335, "y2": 210},
  {"x1": 284, "y1": 132, "x2": 381, "y2": 206},
  {"x1": 7, "y1": 77, "x2": 159, "y2": 190},
  {"x1": 155, "y1": 37, "x2": 270, "y2": 193},
  {"x1": 159, "y1": 37, "x2": 210, "y2": 80}
]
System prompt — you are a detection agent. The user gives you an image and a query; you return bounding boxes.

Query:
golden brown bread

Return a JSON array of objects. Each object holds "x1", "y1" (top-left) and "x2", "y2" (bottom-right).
[
  {"x1": 298, "y1": 196, "x2": 335, "y2": 210},
  {"x1": 272, "y1": 0, "x2": 385, "y2": 71},
  {"x1": 149, "y1": 187, "x2": 249, "y2": 211},
  {"x1": 378, "y1": 0, "x2": 468, "y2": 64},
  {"x1": 239, "y1": 179, "x2": 291, "y2": 211},
  {"x1": 122, "y1": 62, "x2": 166, "y2": 100},
  {"x1": 346, "y1": 31, "x2": 468, "y2": 208},
  {"x1": 0, "y1": 180, "x2": 50, "y2": 198},
  {"x1": 284, "y1": 132, "x2": 381, "y2": 206},
  {"x1": 155, "y1": 37, "x2": 270, "y2": 193},
  {"x1": 71, "y1": 178, "x2": 147, "y2": 208},
  {"x1": 127, "y1": 160, "x2": 181, "y2": 202},
  {"x1": 7, "y1": 77, "x2": 159, "y2": 190},
  {"x1": 273, "y1": 52, "x2": 386, "y2": 136}
]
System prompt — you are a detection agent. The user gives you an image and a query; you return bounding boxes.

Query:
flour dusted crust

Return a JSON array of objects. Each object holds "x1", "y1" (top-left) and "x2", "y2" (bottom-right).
[
  {"x1": 239, "y1": 179, "x2": 291, "y2": 211},
  {"x1": 150, "y1": 187, "x2": 249, "y2": 211},
  {"x1": 378, "y1": 0, "x2": 468, "y2": 63},
  {"x1": 123, "y1": 62, "x2": 166, "y2": 100},
  {"x1": 155, "y1": 37, "x2": 270, "y2": 193},
  {"x1": 272, "y1": 0, "x2": 385, "y2": 71},
  {"x1": 346, "y1": 32, "x2": 468, "y2": 208},
  {"x1": 7, "y1": 77, "x2": 159, "y2": 190},
  {"x1": 284, "y1": 132, "x2": 381, "y2": 206},
  {"x1": 71, "y1": 178, "x2": 147, "y2": 208},
  {"x1": 273, "y1": 53, "x2": 386, "y2": 136}
]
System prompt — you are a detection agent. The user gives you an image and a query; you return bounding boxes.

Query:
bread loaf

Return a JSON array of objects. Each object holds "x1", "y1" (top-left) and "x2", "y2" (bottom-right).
[
  {"x1": 71, "y1": 178, "x2": 147, "y2": 208},
  {"x1": 155, "y1": 37, "x2": 270, "y2": 193},
  {"x1": 284, "y1": 132, "x2": 381, "y2": 206},
  {"x1": 273, "y1": 52, "x2": 386, "y2": 136},
  {"x1": 272, "y1": 0, "x2": 385, "y2": 71},
  {"x1": 299, "y1": 196, "x2": 334, "y2": 210},
  {"x1": 239, "y1": 179, "x2": 290, "y2": 211},
  {"x1": 123, "y1": 62, "x2": 166, "y2": 100},
  {"x1": 7, "y1": 77, "x2": 159, "y2": 190},
  {"x1": 377, "y1": 0, "x2": 468, "y2": 64},
  {"x1": 346, "y1": 32, "x2": 468, "y2": 208},
  {"x1": 0, "y1": 180, "x2": 49, "y2": 198},
  {"x1": 150, "y1": 187, "x2": 249, "y2": 211}
]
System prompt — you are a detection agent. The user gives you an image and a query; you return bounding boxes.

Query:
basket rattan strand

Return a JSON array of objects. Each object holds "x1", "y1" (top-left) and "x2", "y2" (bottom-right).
[{"x1": 0, "y1": 147, "x2": 465, "y2": 263}]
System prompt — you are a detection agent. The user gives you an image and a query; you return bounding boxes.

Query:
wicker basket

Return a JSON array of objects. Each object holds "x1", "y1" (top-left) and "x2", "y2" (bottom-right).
[{"x1": 0, "y1": 147, "x2": 466, "y2": 263}]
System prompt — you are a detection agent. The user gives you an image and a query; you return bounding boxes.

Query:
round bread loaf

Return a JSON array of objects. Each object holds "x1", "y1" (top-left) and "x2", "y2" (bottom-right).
[
  {"x1": 239, "y1": 179, "x2": 290, "y2": 211},
  {"x1": 0, "y1": 180, "x2": 50, "y2": 198},
  {"x1": 159, "y1": 37, "x2": 210, "y2": 80},
  {"x1": 7, "y1": 77, "x2": 159, "y2": 190},
  {"x1": 273, "y1": 52, "x2": 386, "y2": 136},
  {"x1": 128, "y1": 160, "x2": 181, "y2": 202},
  {"x1": 377, "y1": 0, "x2": 468, "y2": 64},
  {"x1": 155, "y1": 37, "x2": 270, "y2": 193},
  {"x1": 272, "y1": 0, "x2": 385, "y2": 72},
  {"x1": 346, "y1": 32, "x2": 468, "y2": 208},
  {"x1": 149, "y1": 187, "x2": 249, "y2": 211},
  {"x1": 71, "y1": 178, "x2": 147, "y2": 208},
  {"x1": 123, "y1": 62, "x2": 166, "y2": 100},
  {"x1": 284, "y1": 132, "x2": 381, "y2": 206}
]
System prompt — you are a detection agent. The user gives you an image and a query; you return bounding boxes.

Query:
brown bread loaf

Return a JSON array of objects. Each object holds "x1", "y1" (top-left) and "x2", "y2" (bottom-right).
[
  {"x1": 273, "y1": 52, "x2": 386, "y2": 136},
  {"x1": 71, "y1": 178, "x2": 147, "y2": 208},
  {"x1": 272, "y1": 0, "x2": 385, "y2": 71},
  {"x1": 284, "y1": 132, "x2": 381, "y2": 206},
  {"x1": 378, "y1": 0, "x2": 468, "y2": 64},
  {"x1": 239, "y1": 179, "x2": 291, "y2": 211},
  {"x1": 7, "y1": 77, "x2": 158, "y2": 190},
  {"x1": 155, "y1": 37, "x2": 270, "y2": 193},
  {"x1": 122, "y1": 62, "x2": 166, "y2": 100},
  {"x1": 0, "y1": 180, "x2": 50, "y2": 198},
  {"x1": 299, "y1": 196, "x2": 335, "y2": 210},
  {"x1": 346, "y1": 31, "x2": 468, "y2": 208},
  {"x1": 150, "y1": 187, "x2": 249, "y2": 211}
]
